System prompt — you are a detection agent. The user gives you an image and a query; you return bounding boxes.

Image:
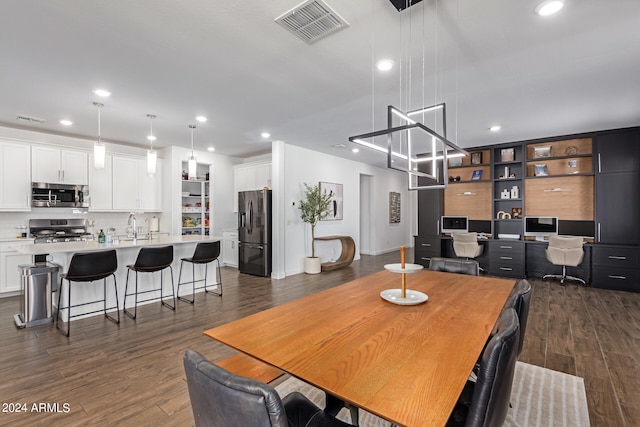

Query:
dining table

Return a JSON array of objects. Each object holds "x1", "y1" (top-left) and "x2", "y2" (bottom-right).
[{"x1": 204, "y1": 268, "x2": 516, "y2": 427}]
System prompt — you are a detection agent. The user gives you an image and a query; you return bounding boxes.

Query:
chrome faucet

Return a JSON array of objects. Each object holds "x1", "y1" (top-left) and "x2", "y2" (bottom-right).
[{"x1": 128, "y1": 212, "x2": 137, "y2": 240}]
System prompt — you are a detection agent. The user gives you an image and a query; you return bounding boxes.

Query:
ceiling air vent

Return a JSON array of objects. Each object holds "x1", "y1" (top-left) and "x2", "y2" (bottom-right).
[
  {"x1": 275, "y1": 0, "x2": 349, "y2": 45},
  {"x1": 17, "y1": 115, "x2": 46, "y2": 124}
]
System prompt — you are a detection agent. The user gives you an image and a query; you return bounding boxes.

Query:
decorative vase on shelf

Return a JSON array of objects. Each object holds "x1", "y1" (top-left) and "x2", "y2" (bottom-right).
[{"x1": 511, "y1": 186, "x2": 519, "y2": 199}]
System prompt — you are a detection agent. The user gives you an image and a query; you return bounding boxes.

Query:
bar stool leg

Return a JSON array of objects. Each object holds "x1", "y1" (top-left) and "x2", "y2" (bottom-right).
[
  {"x1": 56, "y1": 277, "x2": 71, "y2": 337},
  {"x1": 124, "y1": 269, "x2": 138, "y2": 319},
  {"x1": 204, "y1": 260, "x2": 222, "y2": 297},
  {"x1": 160, "y1": 267, "x2": 176, "y2": 310},
  {"x1": 177, "y1": 260, "x2": 195, "y2": 304},
  {"x1": 104, "y1": 275, "x2": 120, "y2": 324}
]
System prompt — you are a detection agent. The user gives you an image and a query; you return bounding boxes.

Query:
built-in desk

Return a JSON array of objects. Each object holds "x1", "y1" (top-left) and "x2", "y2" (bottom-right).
[{"x1": 414, "y1": 235, "x2": 593, "y2": 283}]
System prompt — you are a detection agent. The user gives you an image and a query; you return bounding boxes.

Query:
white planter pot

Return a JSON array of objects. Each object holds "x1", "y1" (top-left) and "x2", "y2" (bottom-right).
[{"x1": 305, "y1": 257, "x2": 321, "y2": 274}]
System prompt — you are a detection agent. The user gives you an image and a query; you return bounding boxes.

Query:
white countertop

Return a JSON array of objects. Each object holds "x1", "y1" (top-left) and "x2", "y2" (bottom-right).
[
  {"x1": 10, "y1": 235, "x2": 221, "y2": 255},
  {"x1": 0, "y1": 237, "x2": 34, "y2": 243}
]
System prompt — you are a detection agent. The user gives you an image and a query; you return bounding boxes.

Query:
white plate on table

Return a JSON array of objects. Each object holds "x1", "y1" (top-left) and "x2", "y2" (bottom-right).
[
  {"x1": 380, "y1": 289, "x2": 428, "y2": 306},
  {"x1": 384, "y1": 263, "x2": 424, "y2": 274}
]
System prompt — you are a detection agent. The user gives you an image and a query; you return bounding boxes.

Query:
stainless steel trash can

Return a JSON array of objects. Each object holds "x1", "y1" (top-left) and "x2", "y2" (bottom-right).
[{"x1": 14, "y1": 262, "x2": 60, "y2": 328}]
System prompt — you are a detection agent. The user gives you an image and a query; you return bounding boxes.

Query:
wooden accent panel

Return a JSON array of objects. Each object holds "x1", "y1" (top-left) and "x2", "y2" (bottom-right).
[
  {"x1": 526, "y1": 157, "x2": 593, "y2": 176},
  {"x1": 526, "y1": 138, "x2": 592, "y2": 160},
  {"x1": 216, "y1": 352, "x2": 284, "y2": 384},
  {"x1": 444, "y1": 181, "x2": 492, "y2": 219},
  {"x1": 524, "y1": 176, "x2": 594, "y2": 220}
]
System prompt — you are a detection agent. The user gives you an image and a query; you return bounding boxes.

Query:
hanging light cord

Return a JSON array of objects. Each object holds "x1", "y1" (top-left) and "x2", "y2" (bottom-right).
[
  {"x1": 189, "y1": 125, "x2": 196, "y2": 156},
  {"x1": 93, "y1": 102, "x2": 104, "y2": 143}
]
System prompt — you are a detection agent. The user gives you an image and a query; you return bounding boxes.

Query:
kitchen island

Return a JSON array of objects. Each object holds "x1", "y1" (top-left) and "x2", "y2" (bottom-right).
[{"x1": 11, "y1": 235, "x2": 222, "y2": 322}]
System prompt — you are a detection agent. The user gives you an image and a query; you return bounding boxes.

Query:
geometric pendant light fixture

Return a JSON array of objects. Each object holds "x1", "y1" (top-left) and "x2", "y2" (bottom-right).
[
  {"x1": 93, "y1": 102, "x2": 106, "y2": 169},
  {"x1": 146, "y1": 114, "x2": 157, "y2": 176},
  {"x1": 187, "y1": 124, "x2": 197, "y2": 180}
]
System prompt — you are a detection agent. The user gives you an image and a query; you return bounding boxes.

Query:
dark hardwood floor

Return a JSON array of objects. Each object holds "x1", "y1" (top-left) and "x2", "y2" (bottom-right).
[{"x1": 0, "y1": 251, "x2": 638, "y2": 426}]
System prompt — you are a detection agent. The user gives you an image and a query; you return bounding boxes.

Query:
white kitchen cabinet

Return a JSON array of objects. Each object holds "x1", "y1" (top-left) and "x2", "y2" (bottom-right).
[
  {"x1": 0, "y1": 140, "x2": 31, "y2": 210},
  {"x1": 0, "y1": 242, "x2": 33, "y2": 294},
  {"x1": 233, "y1": 161, "x2": 271, "y2": 211},
  {"x1": 112, "y1": 155, "x2": 162, "y2": 211},
  {"x1": 222, "y1": 231, "x2": 238, "y2": 268},
  {"x1": 88, "y1": 154, "x2": 113, "y2": 211},
  {"x1": 32, "y1": 146, "x2": 88, "y2": 185}
]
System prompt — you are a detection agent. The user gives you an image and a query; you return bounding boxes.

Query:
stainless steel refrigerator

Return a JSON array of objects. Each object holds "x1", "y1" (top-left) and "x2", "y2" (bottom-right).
[{"x1": 238, "y1": 189, "x2": 272, "y2": 277}]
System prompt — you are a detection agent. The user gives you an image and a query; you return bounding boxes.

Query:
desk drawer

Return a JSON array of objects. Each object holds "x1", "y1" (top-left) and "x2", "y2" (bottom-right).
[
  {"x1": 592, "y1": 246, "x2": 639, "y2": 268},
  {"x1": 490, "y1": 257, "x2": 525, "y2": 278},
  {"x1": 490, "y1": 241, "x2": 525, "y2": 256},
  {"x1": 593, "y1": 266, "x2": 640, "y2": 292}
]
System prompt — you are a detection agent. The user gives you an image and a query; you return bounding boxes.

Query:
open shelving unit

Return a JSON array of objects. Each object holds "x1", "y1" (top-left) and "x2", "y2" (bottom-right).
[{"x1": 181, "y1": 161, "x2": 211, "y2": 236}]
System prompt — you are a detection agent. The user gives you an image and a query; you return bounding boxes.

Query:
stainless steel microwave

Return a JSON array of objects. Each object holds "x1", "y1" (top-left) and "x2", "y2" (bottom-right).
[{"x1": 32, "y1": 182, "x2": 89, "y2": 208}]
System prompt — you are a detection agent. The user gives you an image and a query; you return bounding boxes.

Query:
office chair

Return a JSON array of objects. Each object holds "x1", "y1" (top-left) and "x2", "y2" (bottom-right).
[
  {"x1": 452, "y1": 232, "x2": 484, "y2": 260},
  {"x1": 543, "y1": 235, "x2": 585, "y2": 285},
  {"x1": 183, "y1": 349, "x2": 352, "y2": 427},
  {"x1": 447, "y1": 308, "x2": 520, "y2": 427}
]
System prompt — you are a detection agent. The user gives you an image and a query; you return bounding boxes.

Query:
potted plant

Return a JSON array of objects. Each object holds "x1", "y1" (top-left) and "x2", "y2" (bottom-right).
[{"x1": 299, "y1": 182, "x2": 333, "y2": 274}]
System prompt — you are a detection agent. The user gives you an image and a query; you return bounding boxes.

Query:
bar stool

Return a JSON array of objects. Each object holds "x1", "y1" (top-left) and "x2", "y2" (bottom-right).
[
  {"x1": 56, "y1": 249, "x2": 119, "y2": 337},
  {"x1": 177, "y1": 241, "x2": 222, "y2": 303},
  {"x1": 123, "y1": 245, "x2": 175, "y2": 319}
]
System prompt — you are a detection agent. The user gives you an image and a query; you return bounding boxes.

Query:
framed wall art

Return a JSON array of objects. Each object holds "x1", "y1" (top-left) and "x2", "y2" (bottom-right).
[
  {"x1": 319, "y1": 181, "x2": 343, "y2": 220},
  {"x1": 389, "y1": 192, "x2": 401, "y2": 223}
]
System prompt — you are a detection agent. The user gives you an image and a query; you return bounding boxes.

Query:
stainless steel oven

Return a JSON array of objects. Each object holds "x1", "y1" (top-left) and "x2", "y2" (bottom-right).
[{"x1": 32, "y1": 182, "x2": 89, "y2": 208}]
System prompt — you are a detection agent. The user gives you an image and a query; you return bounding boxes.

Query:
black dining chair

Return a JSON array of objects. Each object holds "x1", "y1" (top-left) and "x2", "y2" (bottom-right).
[
  {"x1": 504, "y1": 279, "x2": 532, "y2": 358},
  {"x1": 177, "y1": 241, "x2": 222, "y2": 304},
  {"x1": 123, "y1": 245, "x2": 175, "y2": 319},
  {"x1": 56, "y1": 249, "x2": 120, "y2": 337},
  {"x1": 429, "y1": 257, "x2": 480, "y2": 276},
  {"x1": 447, "y1": 308, "x2": 520, "y2": 427},
  {"x1": 183, "y1": 349, "x2": 352, "y2": 427}
]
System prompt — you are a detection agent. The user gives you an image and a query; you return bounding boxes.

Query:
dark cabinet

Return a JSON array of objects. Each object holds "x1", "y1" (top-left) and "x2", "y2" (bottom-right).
[
  {"x1": 417, "y1": 189, "x2": 442, "y2": 237},
  {"x1": 414, "y1": 236, "x2": 442, "y2": 268},
  {"x1": 595, "y1": 171, "x2": 640, "y2": 244},
  {"x1": 488, "y1": 240, "x2": 525, "y2": 278},
  {"x1": 592, "y1": 245, "x2": 640, "y2": 292},
  {"x1": 595, "y1": 129, "x2": 640, "y2": 173}
]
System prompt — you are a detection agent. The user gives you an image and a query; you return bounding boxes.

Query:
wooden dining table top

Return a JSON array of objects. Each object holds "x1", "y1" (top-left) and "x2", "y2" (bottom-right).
[{"x1": 204, "y1": 268, "x2": 516, "y2": 427}]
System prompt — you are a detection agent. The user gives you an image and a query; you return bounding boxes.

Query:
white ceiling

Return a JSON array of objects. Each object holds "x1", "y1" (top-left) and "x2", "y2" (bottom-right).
[{"x1": 2, "y1": 0, "x2": 639, "y2": 167}]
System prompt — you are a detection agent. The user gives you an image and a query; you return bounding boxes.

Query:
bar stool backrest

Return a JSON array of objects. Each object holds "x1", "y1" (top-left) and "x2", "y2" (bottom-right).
[
  {"x1": 134, "y1": 246, "x2": 174, "y2": 271},
  {"x1": 191, "y1": 241, "x2": 221, "y2": 264},
  {"x1": 66, "y1": 250, "x2": 118, "y2": 282}
]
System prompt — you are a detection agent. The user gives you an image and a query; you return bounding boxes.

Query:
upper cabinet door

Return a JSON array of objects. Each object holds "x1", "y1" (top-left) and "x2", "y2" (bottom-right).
[
  {"x1": 88, "y1": 154, "x2": 113, "y2": 211},
  {"x1": 32, "y1": 146, "x2": 88, "y2": 184},
  {"x1": 138, "y1": 158, "x2": 162, "y2": 211},
  {"x1": 0, "y1": 141, "x2": 31, "y2": 210},
  {"x1": 32, "y1": 146, "x2": 62, "y2": 183},
  {"x1": 596, "y1": 129, "x2": 640, "y2": 174},
  {"x1": 61, "y1": 149, "x2": 88, "y2": 185},
  {"x1": 112, "y1": 156, "x2": 139, "y2": 211}
]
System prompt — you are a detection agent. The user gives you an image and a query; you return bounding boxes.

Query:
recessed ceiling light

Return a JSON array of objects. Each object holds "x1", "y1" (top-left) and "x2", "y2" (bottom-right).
[
  {"x1": 489, "y1": 125, "x2": 502, "y2": 132},
  {"x1": 207, "y1": 146, "x2": 215, "y2": 152},
  {"x1": 352, "y1": 148, "x2": 359, "y2": 153},
  {"x1": 196, "y1": 116, "x2": 207, "y2": 123},
  {"x1": 261, "y1": 132, "x2": 271, "y2": 138},
  {"x1": 535, "y1": 0, "x2": 563, "y2": 16},
  {"x1": 376, "y1": 59, "x2": 394, "y2": 71},
  {"x1": 59, "y1": 119, "x2": 73, "y2": 126},
  {"x1": 147, "y1": 135, "x2": 157, "y2": 141},
  {"x1": 92, "y1": 88, "x2": 111, "y2": 97}
]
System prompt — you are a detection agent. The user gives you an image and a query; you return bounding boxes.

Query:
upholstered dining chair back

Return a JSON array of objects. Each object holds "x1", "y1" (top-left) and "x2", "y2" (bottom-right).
[
  {"x1": 450, "y1": 308, "x2": 520, "y2": 427},
  {"x1": 505, "y1": 279, "x2": 532, "y2": 357},
  {"x1": 452, "y1": 232, "x2": 484, "y2": 259},
  {"x1": 183, "y1": 349, "x2": 288, "y2": 427},
  {"x1": 429, "y1": 257, "x2": 480, "y2": 276},
  {"x1": 545, "y1": 235, "x2": 584, "y2": 267}
]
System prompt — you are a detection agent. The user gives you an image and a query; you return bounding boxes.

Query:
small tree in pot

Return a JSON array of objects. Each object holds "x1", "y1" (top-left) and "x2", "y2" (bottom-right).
[{"x1": 299, "y1": 182, "x2": 333, "y2": 274}]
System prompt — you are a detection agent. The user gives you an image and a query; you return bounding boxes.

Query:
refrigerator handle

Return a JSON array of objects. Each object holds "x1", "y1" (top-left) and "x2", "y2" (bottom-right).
[
  {"x1": 248, "y1": 200, "x2": 253, "y2": 234},
  {"x1": 239, "y1": 213, "x2": 245, "y2": 228}
]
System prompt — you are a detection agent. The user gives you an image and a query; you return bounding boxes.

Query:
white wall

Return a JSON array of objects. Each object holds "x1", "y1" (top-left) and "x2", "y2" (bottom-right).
[{"x1": 278, "y1": 143, "x2": 415, "y2": 277}]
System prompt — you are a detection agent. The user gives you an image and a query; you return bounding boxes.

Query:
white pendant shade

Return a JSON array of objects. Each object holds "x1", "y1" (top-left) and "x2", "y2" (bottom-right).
[
  {"x1": 187, "y1": 124, "x2": 197, "y2": 180},
  {"x1": 147, "y1": 149, "x2": 157, "y2": 175},
  {"x1": 188, "y1": 156, "x2": 197, "y2": 180},
  {"x1": 93, "y1": 102, "x2": 105, "y2": 169},
  {"x1": 94, "y1": 142, "x2": 105, "y2": 169}
]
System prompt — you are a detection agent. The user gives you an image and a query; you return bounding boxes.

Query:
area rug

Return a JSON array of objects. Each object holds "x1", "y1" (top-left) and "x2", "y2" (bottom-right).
[{"x1": 274, "y1": 362, "x2": 590, "y2": 426}]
